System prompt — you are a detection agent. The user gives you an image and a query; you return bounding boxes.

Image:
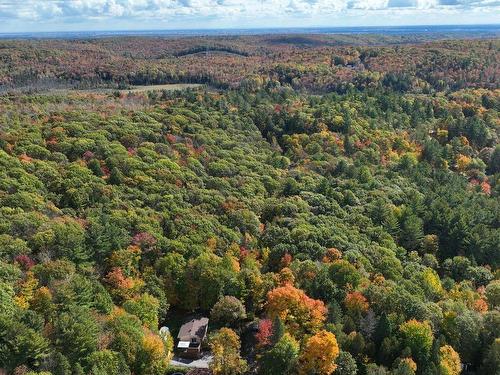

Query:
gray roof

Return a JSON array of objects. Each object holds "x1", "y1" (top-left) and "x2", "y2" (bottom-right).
[{"x1": 177, "y1": 318, "x2": 209, "y2": 341}]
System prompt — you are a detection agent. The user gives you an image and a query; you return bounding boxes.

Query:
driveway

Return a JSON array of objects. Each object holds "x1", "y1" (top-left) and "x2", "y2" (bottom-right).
[{"x1": 170, "y1": 353, "x2": 213, "y2": 369}]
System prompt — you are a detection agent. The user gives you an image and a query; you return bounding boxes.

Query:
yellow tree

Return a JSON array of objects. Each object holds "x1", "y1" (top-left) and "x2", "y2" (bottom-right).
[
  {"x1": 299, "y1": 330, "x2": 339, "y2": 375},
  {"x1": 438, "y1": 345, "x2": 461, "y2": 375},
  {"x1": 14, "y1": 271, "x2": 38, "y2": 309},
  {"x1": 210, "y1": 328, "x2": 247, "y2": 375},
  {"x1": 31, "y1": 286, "x2": 53, "y2": 320},
  {"x1": 421, "y1": 268, "x2": 444, "y2": 300},
  {"x1": 138, "y1": 332, "x2": 170, "y2": 374}
]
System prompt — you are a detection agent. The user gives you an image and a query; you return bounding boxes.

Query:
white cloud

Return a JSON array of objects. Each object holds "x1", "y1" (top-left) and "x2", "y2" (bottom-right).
[
  {"x1": 349, "y1": 0, "x2": 389, "y2": 10},
  {"x1": 0, "y1": 0, "x2": 497, "y2": 29}
]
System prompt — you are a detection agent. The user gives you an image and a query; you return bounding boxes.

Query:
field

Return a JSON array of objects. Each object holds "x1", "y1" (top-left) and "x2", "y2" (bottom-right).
[{"x1": 113, "y1": 83, "x2": 203, "y2": 93}]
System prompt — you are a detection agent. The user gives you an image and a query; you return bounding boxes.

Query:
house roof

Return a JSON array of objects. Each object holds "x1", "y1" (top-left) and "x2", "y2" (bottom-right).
[{"x1": 177, "y1": 317, "x2": 209, "y2": 340}]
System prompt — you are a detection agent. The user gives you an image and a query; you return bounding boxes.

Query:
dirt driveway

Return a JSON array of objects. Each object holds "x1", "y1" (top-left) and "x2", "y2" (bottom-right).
[{"x1": 170, "y1": 353, "x2": 213, "y2": 369}]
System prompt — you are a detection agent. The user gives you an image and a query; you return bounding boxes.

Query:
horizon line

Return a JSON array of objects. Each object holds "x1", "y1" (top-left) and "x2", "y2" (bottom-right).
[{"x1": 1, "y1": 23, "x2": 499, "y2": 37}]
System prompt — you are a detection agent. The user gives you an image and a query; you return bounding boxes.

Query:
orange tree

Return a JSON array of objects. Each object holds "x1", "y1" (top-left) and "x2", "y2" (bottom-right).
[{"x1": 266, "y1": 284, "x2": 327, "y2": 337}]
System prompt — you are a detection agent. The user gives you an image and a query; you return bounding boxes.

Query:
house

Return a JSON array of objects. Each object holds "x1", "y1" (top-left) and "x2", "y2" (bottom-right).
[{"x1": 177, "y1": 317, "x2": 209, "y2": 358}]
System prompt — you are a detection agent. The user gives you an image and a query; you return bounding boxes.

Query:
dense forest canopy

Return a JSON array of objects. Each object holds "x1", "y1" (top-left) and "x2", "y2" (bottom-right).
[
  {"x1": 0, "y1": 33, "x2": 498, "y2": 375},
  {"x1": 0, "y1": 35, "x2": 498, "y2": 92}
]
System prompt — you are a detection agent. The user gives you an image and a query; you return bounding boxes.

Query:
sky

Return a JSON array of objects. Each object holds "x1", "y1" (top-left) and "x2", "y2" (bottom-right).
[{"x1": 0, "y1": 0, "x2": 499, "y2": 33}]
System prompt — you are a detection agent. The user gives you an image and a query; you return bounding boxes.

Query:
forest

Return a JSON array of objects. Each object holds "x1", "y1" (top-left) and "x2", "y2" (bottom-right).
[{"x1": 0, "y1": 33, "x2": 498, "y2": 375}]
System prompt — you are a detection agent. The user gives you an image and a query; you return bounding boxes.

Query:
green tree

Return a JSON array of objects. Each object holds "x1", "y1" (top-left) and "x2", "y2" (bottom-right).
[
  {"x1": 258, "y1": 333, "x2": 299, "y2": 375},
  {"x1": 488, "y1": 145, "x2": 500, "y2": 174},
  {"x1": 481, "y1": 338, "x2": 500, "y2": 375},
  {"x1": 399, "y1": 212, "x2": 424, "y2": 251},
  {"x1": 211, "y1": 296, "x2": 247, "y2": 327},
  {"x1": 486, "y1": 280, "x2": 500, "y2": 309},
  {"x1": 107, "y1": 312, "x2": 144, "y2": 370},
  {"x1": 88, "y1": 350, "x2": 130, "y2": 375},
  {"x1": 0, "y1": 316, "x2": 49, "y2": 372},
  {"x1": 333, "y1": 351, "x2": 358, "y2": 375},
  {"x1": 329, "y1": 260, "x2": 361, "y2": 289},
  {"x1": 271, "y1": 315, "x2": 286, "y2": 345},
  {"x1": 53, "y1": 306, "x2": 100, "y2": 365},
  {"x1": 50, "y1": 352, "x2": 71, "y2": 375},
  {"x1": 399, "y1": 320, "x2": 433, "y2": 364},
  {"x1": 123, "y1": 293, "x2": 160, "y2": 329}
]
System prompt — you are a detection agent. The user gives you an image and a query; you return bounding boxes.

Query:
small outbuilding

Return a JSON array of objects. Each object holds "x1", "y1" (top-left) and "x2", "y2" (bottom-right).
[{"x1": 177, "y1": 317, "x2": 209, "y2": 358}]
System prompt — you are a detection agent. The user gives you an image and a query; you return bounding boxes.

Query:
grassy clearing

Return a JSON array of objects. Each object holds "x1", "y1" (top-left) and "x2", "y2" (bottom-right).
[
  {"x1": 0, "y1": 83, "x2": 204, "y2": 96},
  {"x1": 117, "y1": 83, "x2": 203, "y2": 93}
]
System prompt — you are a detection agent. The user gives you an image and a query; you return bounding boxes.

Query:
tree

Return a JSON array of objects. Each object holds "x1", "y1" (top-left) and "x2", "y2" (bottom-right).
[
  {"x1": 50, "y1": 352, "x2": 71, "y2": 375},
  {"x1": 211, "y1": 296, "x2": 247, "y2": 327},
  {"x1": 104, "y1": 267, "x2": 143, "y2": 302},
  {"x1": 266, "y1": 284, "x2": 326, "y2": 336},
  {"x1": 392, "y1": 358, "x2": 417, "y2": 375},
  {"x1": 210, "y1": 328, "x2": 247, "y2": 375},
  {"x1": 88, "y1": 350, "x2": 130, "y2": 375},
  {"x1": 0, "y1": 316, "x2": 49, "y2": 372},
  {"x1": 136, "y1": 332, "x2": 170, "y2": 375},
  {"x1": 487, "y1": 145, "x2": 500, "y2": 174},
  {"x1": 53, "y1": 274, "x2": 113, "y2": 314},
  {"x1": 333, "y1": 351, "x2": 358, "y2": 375},
  {"x1": 422, "y1": 234, "x2": 439, "y2": 254},
  {"x1": 13, "y1": 271, "x2": 38, "y2": 309},
  {"x1": 486, "y1": 280, "x2": 500, "y2": 309},
  {"x1": 155, "y1": 252, "x2": 186, "y2": 306},
  {"x1": 107, "y1": 312, "x2": 144, "y2": 370},
  {"x1": 31, "y1": 286, "x2": 53, "y2": 321},
  {"x1": 123, "y1": 293, "x2": 160, "y2": 329},
  {"x1": 299, "y1": 330, "x2": 340, "y2": 375},
  {"x1": 399, "y1": 320, "x2": 433, "y2": 364},
  {"x1": 258, "y1": 333, "x2": 299, "y2": 375},
  {"x1": 443, "y1": 310, "x2": 481, "y2": 364},
  {"x1": 53, "y1": 306, "x2": 100, "y2": 365},
  {"x1": 481, "y1": 338, "x2": 500, "y2": 375},
  {"x1": 438, "y1": 345, "x2": 461, "y2": 375},
  {"x1": 421, "y1": 268, "x2": 444, "y2": 300},
  {"x1": 399, "y1": 212, "x2": 424, "y2": 251},
  {"x1": 182, "y1": 253, "x2": 237, "y2": 311},
  {"x1": 329, "y1": 260, "x2": 361, "y2": 289},
  {"x1": 271, "y1": 315, "x2": 286, "y2": 345},
  {"x1": 0, "y1": 281, "x2": 17, "y2": 318},
  {"x1": 365, "y1": 364, "x2": 389, "y2": 375},
  {"x1": 109, "y1": 167, "x2": 124, "y2": 185},
  {"x1": 255, "y1": 318, "x2": 273, "y2": 347},
  {"x1": 345, "y1": 291, "x2": 369, "y2": 318}
]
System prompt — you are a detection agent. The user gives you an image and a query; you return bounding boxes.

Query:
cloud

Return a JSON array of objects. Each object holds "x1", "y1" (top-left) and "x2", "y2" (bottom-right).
[
  {"x1": 348, "y1": 0, "x2": 389, "y2": 10},
  {"x1": 0, "y1": 0, "x2": 497, "y2": 28}
]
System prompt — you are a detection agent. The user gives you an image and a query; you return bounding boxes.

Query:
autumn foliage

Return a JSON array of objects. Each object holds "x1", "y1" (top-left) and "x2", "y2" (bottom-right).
[
  {"x1": 439, "y1": 345, "x2": 461, "y2": 375},
  {"x1": 0, "y1": 33, "x2": 498, "y2": 375},
  {"x1": 298, "y1": 330, "x2": 340, "y2": 375},
  {"x1": 344, "y1": 291, "x2": 369, "y2": 315},
  {"x1": 255, "y1": 319, "x2": 273, "y2": 347},
  {"x1": 266, "y1": 284, "x2": 327, "y2": 336}
]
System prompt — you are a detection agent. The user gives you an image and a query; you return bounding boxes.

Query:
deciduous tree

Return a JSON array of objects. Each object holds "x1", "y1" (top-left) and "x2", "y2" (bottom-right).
[
  {"x1": 210, "y1": 328, "x2": 247, "y2": 375},
  {"x1": 299, "y1": 330, "x2": 340, "y2": 375},
  {"x1": 266, "y1": 284, "x2": 327, "y2": 336}
]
